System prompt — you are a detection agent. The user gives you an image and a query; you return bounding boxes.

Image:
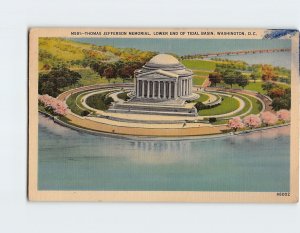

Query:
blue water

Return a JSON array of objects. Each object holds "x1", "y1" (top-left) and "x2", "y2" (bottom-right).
[
  {"x1": 70, "y1": 38, "x2": 291, "y2": 68},
  {"x1": 38, "y1": 115, "x2": 290, "y2": 192}
]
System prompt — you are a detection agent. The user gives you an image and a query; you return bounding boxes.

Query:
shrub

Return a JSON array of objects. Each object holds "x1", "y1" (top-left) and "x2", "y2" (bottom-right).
[
  {"x1": 104, "y1": 96, "x2": 114, "y2": 106},
  {"x1": 80, "y1": 110, "x2": 90, "y2": 116},
  {"x1": 209, "y1": 117, "x2": 217, "y2": 123},
  {"x1": 195, "y1": 102, "x2": 208, "y2": 111}
]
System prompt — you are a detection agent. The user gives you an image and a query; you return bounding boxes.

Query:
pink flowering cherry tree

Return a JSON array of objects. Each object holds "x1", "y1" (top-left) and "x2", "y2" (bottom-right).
[
  {"x1": 38, "y1": 94, "x2": 68, "y2": 116},
  {"x1": 243, "y1": 114, "x2": 262, "y2": 129},
  {"x1": 228, "y1": 117, "x2": 244, "y2": 132},
  {"x1": 260, "y1": 111, "x2": 278, "y2": 126},
  {"x1": 276, "y1": 109, "x2": 290, "y2": 122}
]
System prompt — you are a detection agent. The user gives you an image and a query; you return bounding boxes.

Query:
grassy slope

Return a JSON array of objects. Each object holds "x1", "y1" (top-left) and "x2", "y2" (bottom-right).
[
  {"x1": 216, "y1": 82, "x2": 290, "y2": 95},
  {"x1": 39, "y1": 38, "x2": 155, "y2": 71},
  {"x1": 85, "y1": 92, "x2": 111, "y2": 111},
  {"x1": 181, "y1": 59, "x2": 216, "y2": 70},
  {"x1": 199, "y1": 96, "x2": 239, "y2": 116},
  {"x1": 193, "y1": 76, "x2": 207, "y2": 86}
]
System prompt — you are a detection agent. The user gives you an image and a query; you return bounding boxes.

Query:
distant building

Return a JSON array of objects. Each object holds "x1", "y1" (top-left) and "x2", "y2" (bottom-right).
[{"x1": 134, "y1": 54, "x2": 195, "y2": 101}]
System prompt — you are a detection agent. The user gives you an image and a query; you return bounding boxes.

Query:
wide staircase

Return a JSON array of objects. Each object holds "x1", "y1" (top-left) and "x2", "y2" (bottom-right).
[{"x1": 107, "y1": 100, "x2": 198, "y2": 117}]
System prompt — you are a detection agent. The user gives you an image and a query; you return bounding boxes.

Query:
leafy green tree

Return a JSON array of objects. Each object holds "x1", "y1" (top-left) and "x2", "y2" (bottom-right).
[
  {"x1": 222, "y1": 70, "x2": 236, "y2": 88},
  {"x1": 271, "y1": 96, "x2": 291, "y2": 110},
  {"x1": 208, "y1": 72, "x2": 222, "y2": 87},
  {"x1": 38, "y1": 67, "x2": 81, "y2": 97},
  {"x1": 250, "y1": 71, "x2": 260, "y2": 83},
  {"x1": 262, "y1": 82, "x2": 277, "y2": 91},
  {"x1": 236, "y1": 74, "x2": 249, "y2": 89},
  {"x1": 103, "y1": 65, "x2": 117, "y2": 82}
]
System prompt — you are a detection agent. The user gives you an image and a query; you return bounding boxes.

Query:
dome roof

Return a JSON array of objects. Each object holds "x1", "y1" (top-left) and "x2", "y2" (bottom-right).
[
  {"x1": 136, "y1": 53, "x2": 193, "y2": 76},
  {"x1": 148, "y1": 54, "x2": 180, "y2": 65}
]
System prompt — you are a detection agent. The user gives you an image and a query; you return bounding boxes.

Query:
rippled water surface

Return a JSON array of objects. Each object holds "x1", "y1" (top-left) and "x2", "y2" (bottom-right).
[{"x1": 38, "y1": 115, "x2": 290, "y2": 192}]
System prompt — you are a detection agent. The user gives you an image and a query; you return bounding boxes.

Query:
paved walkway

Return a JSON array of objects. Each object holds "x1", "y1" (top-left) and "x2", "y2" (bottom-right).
[
  {"x1": 63, "y1": 112, "x2": 226, "y2": 137},
  {"x1": 109, "y1": 91, "x2": 125, "y2": 104},
  {"x1": 202, "y1": 92, "x2": 218, "y2": 104},
  {"x1": 202, "y1": 93, "x2": 245, "y2": 118}
]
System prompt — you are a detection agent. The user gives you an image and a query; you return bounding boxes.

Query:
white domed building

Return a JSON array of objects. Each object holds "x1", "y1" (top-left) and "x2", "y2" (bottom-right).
[
  {"x1": 108, "y1": 54, "x2": 199, "y2": 117},
  {"x1": 134, "y1": 54, "x2": 197, "y2": 101}
]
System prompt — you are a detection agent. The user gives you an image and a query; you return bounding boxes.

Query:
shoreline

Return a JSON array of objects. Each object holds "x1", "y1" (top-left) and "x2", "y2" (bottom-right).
[{"x1": 38, "y1": 111, "x2": 290, "y2": 141}]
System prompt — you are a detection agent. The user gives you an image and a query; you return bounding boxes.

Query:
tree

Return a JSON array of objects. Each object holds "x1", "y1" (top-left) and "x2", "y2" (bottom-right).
[
  {"x1": 235, "y1": 74, "x2": 249, "y2": 89},
  {"x1": 260, "y1": 111, "x2": 278, "y2": 126},
  {"x1": 222, "y1": 70, "x2": 236, "y2": 88},
  {"x1": 208, "y1": 72, "x2": 222, "y2": 87},
  {"x1": 262, "y1": 65, "x2": 276, "y2": 82},
  {"x1": 38, "y1": 94, "x2": 68, "y2": 116},
  {"x1": 243, "y1": 114, "x2": 262, "y2": 128},
  {"x1": 262, "y1": 82, "x2": 277, "y2": 91},
  {"x1": 119, "y1": 62, "x2": 138, "y2": 82},
  {"x1": 276, "y1": 109, "x2": 290, "y2": 122},
  {"x1": 267, "y1": 87, "x2": 285, "y2": 99},
  {"x1": 250, "y1": 71, "x2": 261, "y2": 83},
  {"x1": 103, "y1": 65, "x2": 117, "y2": 82},
  {"x1": 38, "y1": 67, "x2": 81, "y2": 97},
  {"x1": 271, "y1": 97, "x2": 291, "y2": 111},
  {"x1": 228, "y1": 117, "x2": 244, "y2": 131}
]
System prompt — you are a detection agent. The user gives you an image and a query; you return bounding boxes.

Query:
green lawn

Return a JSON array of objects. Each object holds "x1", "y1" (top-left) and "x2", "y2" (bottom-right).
[
  {"x1": 224, "y1": 93, "x2": 262, "y2": 117},
  {"x1": 211, "y1": 119, "x2": 229, "y2": 125},
  {"x1": 199, "y1": 96, "x2": 240, "y2": 116},
  {"x1": 192, "y1": 93, "x2": 210, "y2": 103},
  {"x1": 216, "y1": 81, "x2": 290, "y2": 95},
  {"x1": 245, "y1": 95, "x2": 263, "y2": 115},
  {"x1": 193, "y1": 70, "x2": 211, "y2": 76},
  {"x1": 227, "y1": 94, "x2": 251, "y2": 117},
  {"x1": 193, "y1": 76, "x2": 207, "y2": 86},
  {"x1": 66, "y1": 91, "x2": 88, "y2": 115},
  {"x1": 85, "y1": 92, "x2": 112, "y2": 111},
  {"x1": 117, "y1": 92, "x2": 130, "y2": 101},
  {"x1": 217, "y1": 82, "x2": 267, "y2": 94},
  {"x1": 182, "y1": 59, "x2": 216, "y2": 70}
]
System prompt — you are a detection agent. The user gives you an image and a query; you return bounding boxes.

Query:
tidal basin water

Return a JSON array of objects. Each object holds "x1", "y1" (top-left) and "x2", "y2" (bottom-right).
[{"x1": 38, "y1": 115, "x2": 290, "y2": 192}]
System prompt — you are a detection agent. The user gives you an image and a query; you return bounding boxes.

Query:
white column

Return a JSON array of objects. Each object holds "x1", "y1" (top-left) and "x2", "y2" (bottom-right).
[
  {"x1": 168, "y1": 82, "x2": 172, "y2": 99},
  {"x1": 183, "y1": 79, "x2": 186, "y2": 96},
  {"x1": 158, "y1": 81, "x2": 161, "y2": 99},
  {"x1": 174, "y1": 81, "x2": 177, "y2": 98},
  {"x1": 186, "y1": 79, "x2": 188, "y2": 95},
  {"x1": 152, "y1": 82, "x2": 155, "y2": 98},
  {"x1": 180, "y1": 80, "x2": 183, "y2": 96},
  {"x1": 190, "y1": 79, "x2": 192, "y2": 94},
  {"x1": 187, "y1": 79, "x2": 189, "y2": 95},
  {"x1": 163, "y1": 81, "x2": 167, "y2": 99},
  {"x1": 147, "y1": 81, "x2": 150, "y2": 98},
  {"x1": 142, "y1": 80, "x2": 145, "y2": 98},
  {"x1": 136, "y1": 80, "x2": 140, "y2": 97},
  {"x1": 185, "y1": 79, "x2": 188, "y2": 96}
]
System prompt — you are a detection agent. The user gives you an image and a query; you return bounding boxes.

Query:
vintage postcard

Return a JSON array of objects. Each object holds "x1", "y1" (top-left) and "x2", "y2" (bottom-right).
[{"x1": 28, "y1": 28, "x2": 299, "y2": 202}]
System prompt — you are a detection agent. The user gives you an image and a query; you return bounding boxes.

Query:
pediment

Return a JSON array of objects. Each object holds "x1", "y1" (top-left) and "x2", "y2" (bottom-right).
[{"x1": 138, "y1": 69, "x2": 178, "y2": 80}]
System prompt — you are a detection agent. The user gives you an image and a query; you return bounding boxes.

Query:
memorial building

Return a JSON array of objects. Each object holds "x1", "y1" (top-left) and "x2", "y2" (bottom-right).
[
  {"x1": 134, "y1": 54, "x2": 195, "y2": 100},
  {"x1": 108, "y1": 54, "x2": 199, "y2": 117}
]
